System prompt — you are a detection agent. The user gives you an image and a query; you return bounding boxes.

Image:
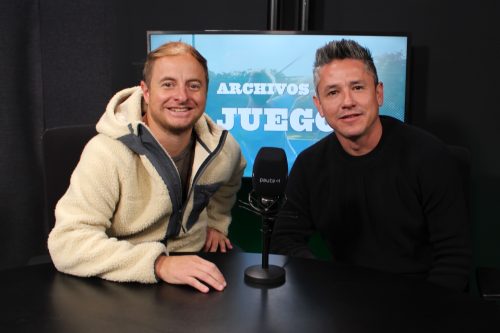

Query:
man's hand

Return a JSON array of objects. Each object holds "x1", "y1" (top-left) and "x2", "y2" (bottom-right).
[
  {"x1": 204, "y1": 227, "x2": 233, "y2": 253},
  {"x1": 155, "y1": 255, "x2": 226, "y2": 293}
]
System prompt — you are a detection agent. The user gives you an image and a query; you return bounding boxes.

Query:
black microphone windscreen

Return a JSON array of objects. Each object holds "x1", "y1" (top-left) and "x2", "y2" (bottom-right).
[{"x1": 252, "y1": 147, "x2": 288, "y2": 198}]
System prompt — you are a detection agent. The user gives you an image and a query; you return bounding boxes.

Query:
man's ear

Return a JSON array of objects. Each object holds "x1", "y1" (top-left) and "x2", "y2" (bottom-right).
[
  {"x1": 313, "y1": 95, "x2": 324, "y2": 117},
  {"x1": 376, "y1": 82, "x2": 384, "y2": 107},
  {"x1": 140, "y1": 80, "x2": 150, "y2": 104}
]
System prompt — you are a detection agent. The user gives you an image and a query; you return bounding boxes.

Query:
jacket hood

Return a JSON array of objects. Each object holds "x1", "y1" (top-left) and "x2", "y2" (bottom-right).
[
  {"x1": 96, "y1": 86, "x2": 144, "y2": 139},
  {"x1": 96, "y1": 86, "x2": 226, "y2": 151}
]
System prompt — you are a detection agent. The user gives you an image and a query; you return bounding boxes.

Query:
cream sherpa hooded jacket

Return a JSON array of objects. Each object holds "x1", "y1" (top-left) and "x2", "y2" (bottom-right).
[{"x1": 48, "y1": 86, "x2": 246, "y2": 283}]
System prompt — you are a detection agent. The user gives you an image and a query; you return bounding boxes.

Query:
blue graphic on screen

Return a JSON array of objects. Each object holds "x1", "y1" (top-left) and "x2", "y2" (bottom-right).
[{"x1": 149, "y1": 32, "x2": 408, "y2": 177}]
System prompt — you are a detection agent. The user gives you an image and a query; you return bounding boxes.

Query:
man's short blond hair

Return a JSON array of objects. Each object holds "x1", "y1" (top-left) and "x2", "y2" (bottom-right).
[{"x1": 142, "y1": 41, "x2": 209, "y2": 88}]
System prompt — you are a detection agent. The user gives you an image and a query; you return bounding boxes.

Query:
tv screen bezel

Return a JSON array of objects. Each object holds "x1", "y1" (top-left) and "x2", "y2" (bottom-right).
[{"x1": 146, "y1": 30, "x2": 411, "y2": 177}]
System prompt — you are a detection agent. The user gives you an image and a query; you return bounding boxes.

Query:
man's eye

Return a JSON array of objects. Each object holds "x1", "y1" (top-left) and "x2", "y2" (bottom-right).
[
  {"x1": 189, "y1": 82, "x2": 202, "y2": 90},
  {"x1": 353, "y1": 85, "x2": 364, "y2": 90},
  {"x1": 162, "y1": 81, "x2": 174, "y2": 88},
  {"x1": 327, "y1": 90, "x2": 338, "y2": 96}
]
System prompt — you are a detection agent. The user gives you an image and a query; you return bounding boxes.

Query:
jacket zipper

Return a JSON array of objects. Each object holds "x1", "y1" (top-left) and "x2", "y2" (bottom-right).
[{"x1": 178, "y1": 130, "x2": 228, "y2": 234}]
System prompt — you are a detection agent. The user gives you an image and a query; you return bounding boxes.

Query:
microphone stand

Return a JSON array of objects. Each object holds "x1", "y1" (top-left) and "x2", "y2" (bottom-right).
[
  {"x1": 261, "y1": 215, "x2": 274, "y2": 270},
  {"x1": 240, "y1": 192, "x2": 286, "y2": 286}
]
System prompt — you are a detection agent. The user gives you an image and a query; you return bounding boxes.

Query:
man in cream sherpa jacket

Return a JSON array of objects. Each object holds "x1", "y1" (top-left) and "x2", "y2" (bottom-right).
[{"x1": 48, "y1": 42, "x2": 246, "y2": 293}]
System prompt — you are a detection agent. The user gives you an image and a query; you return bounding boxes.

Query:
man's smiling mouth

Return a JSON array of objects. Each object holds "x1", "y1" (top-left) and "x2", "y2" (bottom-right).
[
  {"x1": 340, "y1": 113, "x2": 361, "y2": 120},
  {"x1": 168, "y1": 107, "x2": 191, "y2": 113}
]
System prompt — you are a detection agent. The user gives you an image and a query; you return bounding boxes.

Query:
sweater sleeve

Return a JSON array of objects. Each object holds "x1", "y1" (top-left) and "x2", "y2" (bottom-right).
[
  {"x1": 47, "y1": 137, "x2": 167, "y2": 283},
  {"x1": 270, "y1": 155, "x2": 316, "y2": 258},
  {"x1": 420, "y1": 145, "x2": 472, "y2": 291}
]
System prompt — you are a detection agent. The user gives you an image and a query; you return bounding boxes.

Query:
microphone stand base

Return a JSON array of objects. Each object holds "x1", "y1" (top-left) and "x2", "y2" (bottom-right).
[{"x1": 244, "y1": 265, "x2": 286, "y2": 287}]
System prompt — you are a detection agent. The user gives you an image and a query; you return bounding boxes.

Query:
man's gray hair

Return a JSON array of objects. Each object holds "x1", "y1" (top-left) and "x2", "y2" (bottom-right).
[{"x1": 313, "y1": 39, "x2": 379, "y2": 93}]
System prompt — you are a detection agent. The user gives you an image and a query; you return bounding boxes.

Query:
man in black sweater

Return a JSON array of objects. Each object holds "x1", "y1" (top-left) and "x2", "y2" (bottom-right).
[{"x1": 270, "y1": 39, "x2": 471, "y2": 291}]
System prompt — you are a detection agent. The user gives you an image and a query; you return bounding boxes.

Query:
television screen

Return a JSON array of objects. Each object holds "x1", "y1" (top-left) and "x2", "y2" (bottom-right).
[{"x1": 147, "y1": 31, "x2": 409, "y2": 177}]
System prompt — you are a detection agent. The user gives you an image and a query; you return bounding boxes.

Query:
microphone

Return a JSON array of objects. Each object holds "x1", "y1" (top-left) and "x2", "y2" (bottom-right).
[
  {"x1": 242, "y1": 147, "x2": 287, "y2": 286},
  {"x1": 250, "y1": 147, "x2": 288, "y2": 212}
]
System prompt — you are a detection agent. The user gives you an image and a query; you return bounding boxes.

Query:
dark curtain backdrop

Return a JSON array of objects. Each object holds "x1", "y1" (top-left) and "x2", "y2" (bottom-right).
[
  {"x1": 0, "y1": 1, "x2": 45, "y2": 269},
  {"x1": 1, "y1": 0, "x2": 499, "y2": 277},
  {"x1": 0, "y1": 0, "x2": 269, "y2": 270}
]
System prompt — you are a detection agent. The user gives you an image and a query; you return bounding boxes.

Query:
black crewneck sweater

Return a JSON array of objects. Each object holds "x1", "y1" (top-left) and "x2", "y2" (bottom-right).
[{"x1": 271, "y1": 116, "x2": 471, "y2": 291}]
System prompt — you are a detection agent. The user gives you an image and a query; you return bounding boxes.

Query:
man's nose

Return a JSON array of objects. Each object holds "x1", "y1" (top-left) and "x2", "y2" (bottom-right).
[
  {"x1": 173, "y1": 85, "x2": 188, "y2": 101},
  {"x1": 342, "y1": 90, "x2": 355, "y2": 107}
]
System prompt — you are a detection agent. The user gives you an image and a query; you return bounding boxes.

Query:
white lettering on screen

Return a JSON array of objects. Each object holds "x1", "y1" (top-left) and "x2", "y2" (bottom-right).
[
  {"x1": 217, "y1": 108, "x2": 332, "y2": 132},
  {"x1": 216, "y1": 82, "x2": 310, "y2": 96}
]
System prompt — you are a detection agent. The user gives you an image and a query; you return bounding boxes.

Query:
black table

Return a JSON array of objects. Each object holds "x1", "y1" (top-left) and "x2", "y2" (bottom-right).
[{"x1": 1, "y1": 252, "x2": 499, "y2": 332}]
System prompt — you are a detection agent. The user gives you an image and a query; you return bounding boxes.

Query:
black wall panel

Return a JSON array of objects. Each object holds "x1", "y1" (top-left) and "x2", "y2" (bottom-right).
[
  {"x1": 309, "y1": 0, "x2": 500, "y2": 273},
  {"x1": 40, "y1": 0, "x2": 269, "y2": 128}
]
